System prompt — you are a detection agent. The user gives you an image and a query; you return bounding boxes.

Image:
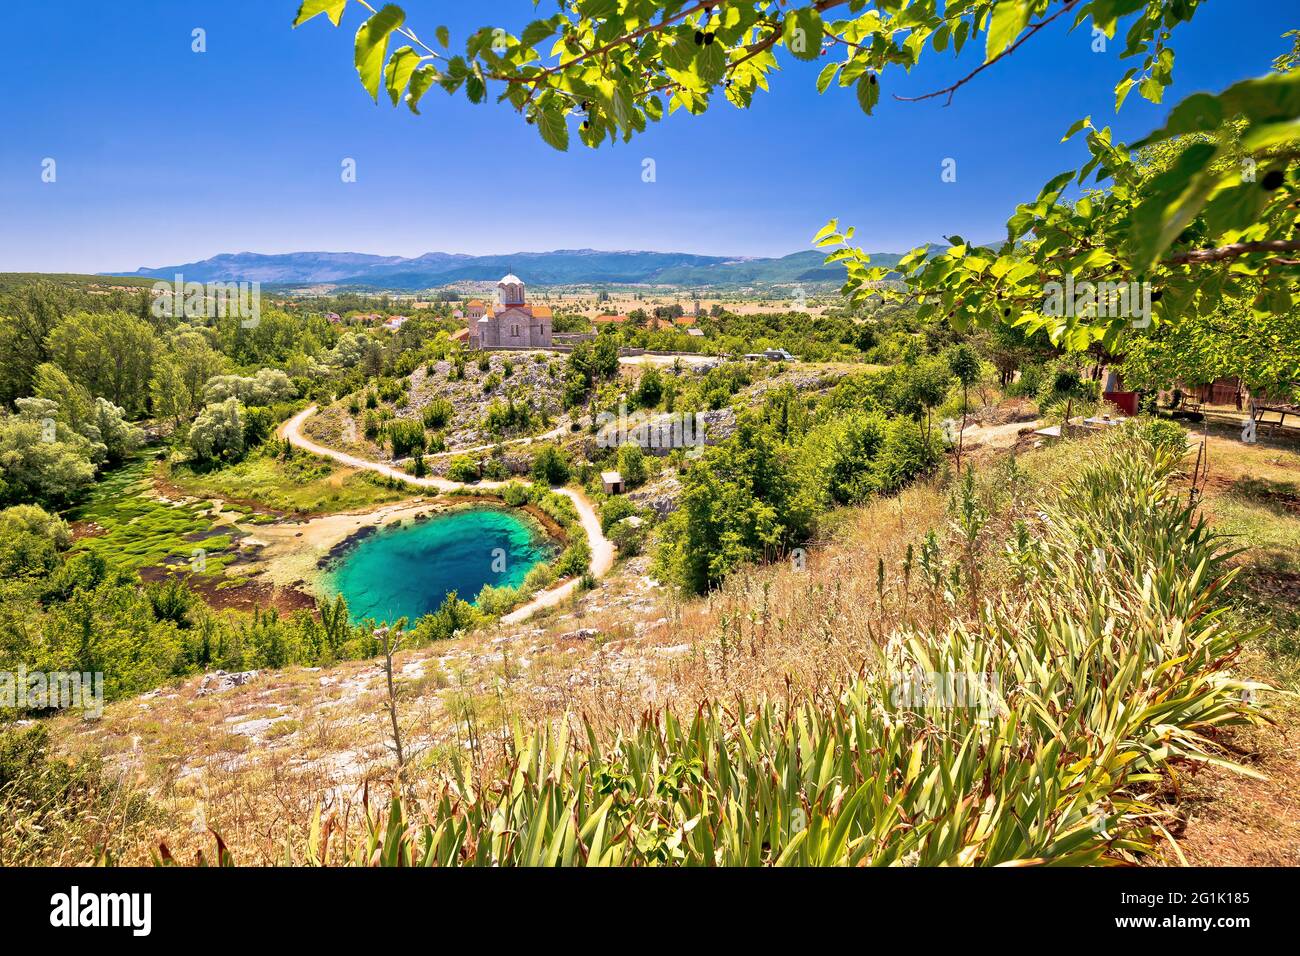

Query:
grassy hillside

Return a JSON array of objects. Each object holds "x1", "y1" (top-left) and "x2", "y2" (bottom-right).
[{"x1": 20, "y1": 423, "x2": 1295, "y2": 866}]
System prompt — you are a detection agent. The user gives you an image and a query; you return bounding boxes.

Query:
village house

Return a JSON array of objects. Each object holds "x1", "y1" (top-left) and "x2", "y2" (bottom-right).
[{"x1": 467, "y1": 274, "x2": 553, "y2": 348}]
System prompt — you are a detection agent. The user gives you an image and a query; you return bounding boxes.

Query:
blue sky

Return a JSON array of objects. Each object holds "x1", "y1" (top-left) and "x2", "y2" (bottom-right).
[{"x1": 0, "y1": 1, "x2": 1292, "y2": 273}]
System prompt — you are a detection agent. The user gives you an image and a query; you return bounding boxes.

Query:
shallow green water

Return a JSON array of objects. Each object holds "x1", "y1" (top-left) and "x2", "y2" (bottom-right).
[{"x1": 322, "y1": 507, "x2": 556, "y2": 624}]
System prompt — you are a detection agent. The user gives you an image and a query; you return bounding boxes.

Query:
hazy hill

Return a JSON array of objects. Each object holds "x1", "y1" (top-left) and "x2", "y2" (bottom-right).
[{"x1": 114, "y1": 248, "x2": 909, "y2": 289}]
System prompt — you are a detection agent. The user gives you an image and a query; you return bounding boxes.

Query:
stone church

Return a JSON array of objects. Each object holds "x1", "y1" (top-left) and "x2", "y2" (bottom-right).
[{"x1": 466, "y1": 274, "x2": 552, "y2": 349}]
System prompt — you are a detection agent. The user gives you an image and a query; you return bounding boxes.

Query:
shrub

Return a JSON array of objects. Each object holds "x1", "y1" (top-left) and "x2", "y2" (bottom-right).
[
  {"x1": 635, "y1": 367, "x2": 664, "y2": 407},
  {"x1": 554, "y1": 538, "x2": 591, "y2": 577},
  {"x1": 600, "y1": 494, "x2": 637, "y2": 533},
  {"x1": 1126, "y1": 417, "x2": 1188, "y2": 459},
  {"x1": 421, "y1": 398, "x2": 454, "y2": 429},
  {"x1": 188, "y1": 399, "x2": 246, "y2": 463},
  {"x1": 615, "y1": 442, "x2": 647, "y2": 488},
  {"x1": 242, "y1": 405, "x2": 276, "y2": 449},
  {"x1": 499, "y1": 482, "x2": 530, "y2": 506},
  {"x1": 873, "y1": 416, "x2": 941, "y2": 494},
  {"x1": 473, "y1": 583, "x2": 521, "y2": 616},
  {"x1": 531, "y1": 445, "x2": 571, "y2": 486},
  {"x1": 445, "y1": 456, "x2": 479, "y2": 483},
  {"x1": 376, "y1": 378, "x2": 404, "y2": 403},
  {"x1": 522, "y1": 561, "x2": 557, "y2": 592},
  {"x1": 608, "y1": 518, "x2": 645, "y2": 556},
  {"x1": 0, "y1": 504, "x2": 71, "y2": 576},
  {"x1": 387, "y1": 419, "x2": 426, "y2": 458}
]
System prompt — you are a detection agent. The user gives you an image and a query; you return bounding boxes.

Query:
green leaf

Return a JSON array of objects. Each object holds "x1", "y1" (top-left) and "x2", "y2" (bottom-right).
[
  {"x1": 784, "y1": 8, "x2": 824, "y2": 62},
  {"x1": 816, "y1": 60, "x2": 840, "y2": 95},
  {"x1": 465, "y1": 66, "x2": 486, "y2": 104},
  {"x1": 435, "y1": 25, "x2": 450, "y2": 48},
  {"x1": 355, "y1": 4, "x2": 406, "y2": 102},
  {"x1": 1061, "y1": 116, "x2": 1091, "y2": 142},
  {"x1": 1114, "y1": 77, "x2": 1135, "y2": 111},
  {"x1": 986, "y1": 1, "x2": 1030, "y2": 62},
  {"x1": 1241, "y1": 118, "x2": 1300, "y2": 152},
  {"x1": 1200, "y1": 179, "x2": 1269, "y2": 237},
  {"x1": 293, "y1": 0, "x2": 347, "y2": 28},
  {"x1": 521, "y1": 18, "x2": 558, "y2": 50},
  {"x1": 1136, "y1": 73, "x2": 1300, "y2": 148},
  {"x1": 405, "y1": 65, "x2": 437, "y2": 114},
  {"x1": 696, "y1": 41, "x2": 727, "y2": 85},
  {"x1": 537, "y1": 107, "x2": 570, "y2": 151},
  {"x1": 384, "y1": 46, "x2": 420, "y2": 106},
  {"x1": 579, "y1": 0, "x2": 620, "y2": 18},
  {"x1": 812, "y1": 219, "x2": 840, "y2": 246},
  {"x1": 856, "y1": 73, "x2": 880, "y2": 116},
  {"x1": 1138, "y1": 74, "x2": 1164, "y2": 104}
]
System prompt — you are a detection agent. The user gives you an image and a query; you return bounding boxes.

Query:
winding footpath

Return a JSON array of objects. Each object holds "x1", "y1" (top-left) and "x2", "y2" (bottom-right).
[{"x1": 277, "y1": 406, "x2": 615, "y2": 625}]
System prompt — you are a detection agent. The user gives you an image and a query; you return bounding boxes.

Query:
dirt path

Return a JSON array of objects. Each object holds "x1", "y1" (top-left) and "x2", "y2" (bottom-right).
[
  {"x1": 390, "y1": 421, "x2": 569, "y2": 466},
  {"x1": 278, "y1": 406, "x2": 616, "y2": 622}
]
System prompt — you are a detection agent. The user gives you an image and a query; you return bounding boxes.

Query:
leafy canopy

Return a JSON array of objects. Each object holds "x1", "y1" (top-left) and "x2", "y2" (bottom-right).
[{"x1": 294, "y1": 1, "x2": 1198, "y2": 149}]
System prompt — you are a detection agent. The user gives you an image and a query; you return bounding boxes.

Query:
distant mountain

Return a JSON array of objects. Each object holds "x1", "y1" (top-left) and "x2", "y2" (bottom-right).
[{"x1": 114, "y1": 248, "x2": 908, "y2": 289}]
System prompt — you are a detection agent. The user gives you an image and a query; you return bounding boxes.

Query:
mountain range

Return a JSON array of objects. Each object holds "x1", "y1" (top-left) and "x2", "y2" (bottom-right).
[{"x1": 112, "y1": 248, "x2": 908, "y2": 289}]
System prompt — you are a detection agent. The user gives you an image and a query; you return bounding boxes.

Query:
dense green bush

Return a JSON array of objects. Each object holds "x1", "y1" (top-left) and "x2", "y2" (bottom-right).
[
  {"x1": 387, "y1": 418, "x2": 426, "y2": 458},
  {"x1": 608, "y1": 517, "x2": 645, "y2": 556},
  {"x1": 421, "y1": 398, "x2": 454, "y2": 429},
  {"x1": 531, "y1": 445, "x2": 571, "y2": 486},
  {"x1": 0, "y1": 504, "x2": 71, "y2": 577},
  {"x1": 599, "y1": 494, "x2": 637, "y2": 533},
  {"x1": 554, "y1": 538, "x2": 591, "y2": 578},
  {"x1": 615, "y1": 442, "x2": 647, "y2": 488},
  {"x1": 1125, "y1": 416, "x2": 1189, "y2": 459},
  {"x1": 874, "y1": 416, "x2": 941, "y2": 493},
  {"x1": 188, "y1": 398, "x2": 246, "y2": 463},
  {"x1": 445, "y1": 456, "x2": 479, "y2": 483},
  {"x1": 655, "y1": 415, "x2": 812, "y2": 594}
]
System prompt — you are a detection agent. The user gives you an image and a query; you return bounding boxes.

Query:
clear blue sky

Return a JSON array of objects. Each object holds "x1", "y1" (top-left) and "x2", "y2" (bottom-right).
[{"x1": 0, "y1": 1, "x2": 1292, "y2": 273}]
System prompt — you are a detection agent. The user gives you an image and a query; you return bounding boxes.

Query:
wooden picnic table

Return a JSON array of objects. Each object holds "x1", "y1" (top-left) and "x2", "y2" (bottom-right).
[{"x1": 1252, "y1": 402, "x2": 1298, "y2": 431}]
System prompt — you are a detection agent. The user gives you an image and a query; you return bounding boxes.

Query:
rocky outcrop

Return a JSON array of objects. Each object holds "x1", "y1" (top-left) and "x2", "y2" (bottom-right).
[{"x1": 196, "y1": 670, "x2": 260, "y2": 697}]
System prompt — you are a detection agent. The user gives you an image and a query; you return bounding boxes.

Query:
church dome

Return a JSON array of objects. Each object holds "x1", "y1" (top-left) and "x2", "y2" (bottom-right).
[{"x1": 497, "y1": 273, "x2": 525, "y2": 306}]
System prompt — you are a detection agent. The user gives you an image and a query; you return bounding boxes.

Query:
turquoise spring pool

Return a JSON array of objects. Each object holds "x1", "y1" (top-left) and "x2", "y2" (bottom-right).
[{"x1": 321, "y1": 507, "x2": 557, "y2": 624}]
